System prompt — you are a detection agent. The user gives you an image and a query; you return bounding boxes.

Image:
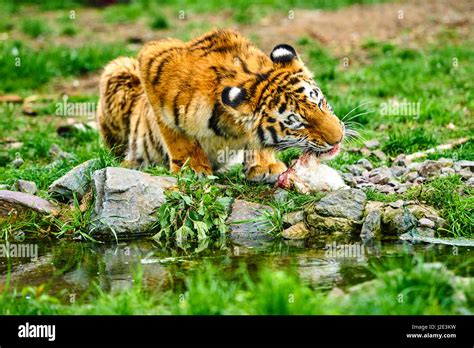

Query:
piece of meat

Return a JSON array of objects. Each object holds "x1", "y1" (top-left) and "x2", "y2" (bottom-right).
[{"x1": 277, "y1": 151, "x2": 347, "y2": 194}]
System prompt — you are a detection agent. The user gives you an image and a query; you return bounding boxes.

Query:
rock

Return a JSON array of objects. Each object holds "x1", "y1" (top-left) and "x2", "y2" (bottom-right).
[
  {"x1": 406, "y1": 203, "x2": 446, "y2": 229},
  {"x1": 49, "y1": 144, "x2": 73, "y2": 160},
  {"x1": 305, "y1": 188, "x2": 366, "y2": 240},
  {"x1": 48, "y1": 159, "x2": 100, "y2": 201},
  {"x1": 342, "y1": 173, "x2": 357, "y2": 186},
  {"x1": 360, "y1": 148, "x2": 371, "y2": 157},
  {"x1": 0, "y1": 190, "x2": 58, "y2": 216},
  {"x1": 407, "y1": 162, "x2": 422, "y2": 172},
  {"x1": 364, "y1": 201, "x2": 384, "y2": 214},
  {"x1": 21, "y1": 105, "x2": 38, "y2": 116},
  {"x1": 372, "y1": 150, "x2": 387, "y2": 161},
  {"x1": 283, "y1": 210, "x2": 304, "y2": 225},
  {"x1": 405, "y1": 171, "x2": 419, "y2": 182},
  {"x1": 399, "y1": 234, "x2": 474, "y2": 247},
  {"x1": 90, "y1": 167, "x2": 177, "y2": 239},
  {"x1": 382, "y1": 206, "x2": 417, "y2": 235},
  {"x1": 14, "y1": 180, "x2": 37, "y2": 195},
  {"x1": 281, "y1": 222, "x2": 310, "y2": 240},
  {"x1": 227, "y1": 199, "x2": 274, "y2": 247},
  {"x1": 347, "y1": 164, "x2": 367, "y2": 176},
  {"x1": 393, "y1": 154, "x2": 408, "y2": 167},
  {"x1": 390, "y1": 166, "x2": 407, "y2": 177},
  {"x1": 418, "y1": 218, "x2": 435, "y2": 229},
  {"x1": 11, "y1": 156, "x2": 24, "y2": 168},
  {"x1": 361, "y1": 210, "x2": 382, "y2": 242},
  {"x1": 437, "y1": 158, "x2": 454, "y2": 167},
  {"x1": 0, "y1": 184, "x2": 10, "y2": 190},
  {"x1": 440, "y1": 167, "x2": 455, "y2": 176},
  {"x1": 458, "y1": 168, "x2": 473, "y2": 180},
  {"x1": 310, "y1": 188, "x2": 366, "y2": 221},
  {"x1": 467, "y1": 177, "x2": 474, "y2": 187},
  {"x1": 418, "y1": 160, "x2": 443, "y2": 177},
  {"x1": 396, "y1": 183, "x2": 410, "y2": 194},
  {"x1": 356, "y1": 158, "x2": 373, "y2": 170},
  {"x1": 368, "y1": 167, "x2": 392, "y2": 184},
  {"x1": 364, "y1": 139, "x2": 380, "y2": 149},
  {"x1": 273, "y1": 188, "x2": 289, "y2": 203},
  {"x1": 454, "y1": 160, "x2": 474, "y2": 172},
  {"x1": 389, "y1": 200, "x2": 404, "y2": 209}
]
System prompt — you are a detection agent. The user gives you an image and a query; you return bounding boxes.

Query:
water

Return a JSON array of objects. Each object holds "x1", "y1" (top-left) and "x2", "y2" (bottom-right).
[{"x1": 1, "y1": 238, "x2": 472, "y2": 300}]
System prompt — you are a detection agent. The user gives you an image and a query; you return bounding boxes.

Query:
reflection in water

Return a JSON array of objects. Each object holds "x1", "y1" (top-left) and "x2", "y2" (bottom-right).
[{"x1": 0, "y1": 238, "x2": 472, "y2": 298}]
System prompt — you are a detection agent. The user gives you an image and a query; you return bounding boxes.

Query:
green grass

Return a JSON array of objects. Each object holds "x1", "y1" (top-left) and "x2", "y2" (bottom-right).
[
  {"x1": 20, "y1": 18, "x2": 51, "y2": 38},
  {"x1": 1, "y1": 258, "x2": 471, "y2": 315}
]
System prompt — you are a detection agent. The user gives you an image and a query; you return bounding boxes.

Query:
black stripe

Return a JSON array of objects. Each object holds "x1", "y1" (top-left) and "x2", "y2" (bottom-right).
[
  {"x1": 173, "y1": 91, "x2": 182, "y2": 129},
  {"x1": 144, "y1": 46, "x2": 175, "y2": 78},
  {"x1": 190, "y1": 31, "x2": 221, "y2": 48},
  {"x1": 248, "y1": 72, "x2": 270, "y2": 99},
  {"x1": 201, "y1": 45, "x2": 233, "y2": 57},
  {"x1": 257, "y1": 125, "x2": 265, "y2": 144},
  {"x1": 130, "y1": 116, "x2": 140, "y2": 155},
  {"x1": 267, "y1": 126, "x2": 278, "y2": 144},
  {"x1": 254, "y1": 72, "x2": 290, "y2": 111},
  {"x1": 142, "y1": 136, "x2": 151, "y2": 163},
  {"x1": 151, "y1": 49, "x2": 179, "y2": 86},
  {"x1": 267, "y1": 117, "x2": 276, "y2": 123},
  {"x1": 238, "y1": 56, "x2": 253, "y2": 75},
  {"x1": 209, "y1": 103, "x2": 225, "y2": 137},
  {"x1": 278, "y1": 102, "x2": 287, "y2": 114},
  {"x1": 295, "y1": 86, "x2": 305, "y2": 93}
]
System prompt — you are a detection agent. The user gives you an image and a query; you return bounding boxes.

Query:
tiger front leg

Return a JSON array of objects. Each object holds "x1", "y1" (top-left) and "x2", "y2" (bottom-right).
[
  {"x1": 159, "y1": 124, "x2": 213, "y2": 175},
  {"x1": 244, "y1": 148, "x2": 287, "y2": 184}
]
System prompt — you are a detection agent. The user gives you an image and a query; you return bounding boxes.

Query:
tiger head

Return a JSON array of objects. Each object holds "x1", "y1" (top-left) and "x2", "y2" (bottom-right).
[{"x1": 221, "y1": 44, "x2": 344, "y2": 159}]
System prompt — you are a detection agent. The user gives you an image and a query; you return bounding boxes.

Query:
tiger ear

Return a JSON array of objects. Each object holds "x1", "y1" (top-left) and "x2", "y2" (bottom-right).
[
  {"x1": 221, "y1": 86, "x2": 246, "y2": 108},
  {"x1": 270, "y1": 44, "x2": 297, "y2": 64}
]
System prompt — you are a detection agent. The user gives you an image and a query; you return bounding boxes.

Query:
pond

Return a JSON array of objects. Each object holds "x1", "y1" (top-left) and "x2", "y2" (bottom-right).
[{"x1": 1, "y1": 238, "x2": 471, "y2": 302}]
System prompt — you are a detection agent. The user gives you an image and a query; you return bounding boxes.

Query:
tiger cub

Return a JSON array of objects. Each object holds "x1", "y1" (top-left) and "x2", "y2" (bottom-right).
[{"x1": 97, "y1": 29, "x2": 344, "y2": 182}]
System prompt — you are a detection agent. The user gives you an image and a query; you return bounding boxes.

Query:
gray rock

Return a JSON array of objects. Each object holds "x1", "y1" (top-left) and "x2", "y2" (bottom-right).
[
  {"x1": 356, "y1": 158, "x2": 374, "y2": 170},
  {"x1": 12, "y1": 156, "x2": 24, "y2": 168},
  {"x1": 372, "y1": 150, "x2": 387, "y2": 161},
  {"x1": 361, "y1": 210, "x2": 382, "y2": 242},
  {"x1": 281, "y1": 222, "x2": 310, "y2": 240},
  {"x1": 440, "y1": 167, "x2": 455, "y2": 176},
  {"x1": 454, "y1": 160, "x2": 474, "y2": 172},
  {"x1": 364, "y1": 139, "x2": 380, "y2": 149},
  {"x1": 399, "y1": 234, "x2": 474, "y2": 247},
  {"x1": 304, "y1": 188, "x2": 366, "y2": 240},
  {"x1": 342, "y1": 173, "x2": 357, "y2": 186},
  {"x1": 90, "y1": 167, "x2": 177, "y2": 239},
  {"x1": 0, "y1": 184, "x2": 10, "y2": 190},
  {"x1": 418, "y1": 160, "x2": 443, "y2": 177},
  {"x1": 0, "y1": 190, "x2": 58, "y2": 216},
  {"x1": 273, "y1": 188, "x2": 289, "y2": 203},
  {"x1": 458, "y1": 168, "x2": 473, "y2": 180},
  {"x1": 368, "y1": 167, "x2": 392, "y2": 184},
  {"x1": 14, "y1": 180, "x2": 37, "y2": 195},
  {"x1": 227, "y1": 199, "x2": 274, "y2": 247},
  {"x1": 48, "y1": 159, "x2": 100, "y2": 201},
  {"x1": 437, "y1": 158, "x2": 454, "y2": 167},
  {"x1": 360, "y1": 148, "x2": 371, "y2": 157},
  {"x1": 311, "y1": 188, "x2": 367, "y2": 221},
  {"x1": 405, "y1": 171, "x2": 419, "y2": 182},
  {"x1": 393, "y1": 154, "x2": 408, "y2": 167},
  {"x1": 390, "y1": 166, "x2": 407, "y2": 177},
  {"x1": 418, "y1": 217, "x2": 435, "y2": 229},
  {"x1": 49, "y1": 144, "x2": 73, "y2": 159},
  {"x1": 283, "y1": 210, "x2": 304, "y2": 225},
  {"x1": 347, "y1": 164, "x2": 367, "y2": 176},
  {"x1": 382, "y1": 206, "x2": 417, "y2": 235},
  {"x1": 389, "y1": 200, "x2": 404, "y2": 209},
  {"x1": 467, "y1": 177, "x2": 474, "y2": 187},
  {"x1": 407, "y1": 162, "x2": 422, "y2": 172}
]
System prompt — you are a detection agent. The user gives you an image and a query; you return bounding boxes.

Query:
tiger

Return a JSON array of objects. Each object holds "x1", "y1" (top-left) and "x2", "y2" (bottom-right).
[{"x1": 97, "y1": 29, "x2": 344, "y2": 183}]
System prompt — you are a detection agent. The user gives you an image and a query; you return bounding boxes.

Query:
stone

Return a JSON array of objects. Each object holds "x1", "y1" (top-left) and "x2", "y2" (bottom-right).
[
  {"x1": 458, "y1": 168, "x2": 473, "y2": 180},
  {"x1": 347, "y1": 164, "x2": 367, "y2": 176},
  {"x1": 0, "y1": 190, "x2": 58, "y2": 216},
  {"x1": 407, "y1": 162, "x2": 422, "y2": 172},
  {"x1": 372, "y1": 150, "x2": 387, "y2": 161},
  {"x1": 405, "y1": 171, "x2": 419, "y2": 182},
  {"x1": 49, "y1": 144, "x2": 73, "y2": 160},
  {"x1": 227, "y1": 199, "x2": 274, "y2": 247},
  {"x1": 364, "y1": 201, "x2": 384, "y2": 215},
  {"x1": 90, "y1": 167, "x2": 177, "y2": 239},
  {"x1": 305, "y1": 213, "x2": 358, "y2": 234},
  {"x1": 390, "y1": 166, "x2": 407, "y2": 177},
  {"x1": 389, "y1": 200, "x2": 404, "y2": 209},
  {"x1": 342, "y1": 173, "x2": 357, "y2": 186},
  {"x1": 356, "y1": 158, "x2": 373, "y2": 170},
  {"x1": 368, "y1": 167, "x2": 392, "y2": 184},
  {"x1": 283, "y1": 210, "x2": 304, "y2": 225},
  {"x1": 0, "y1": 95, "x2": 23, "y2": 103},
  {"x1": 437, "y1": 158, "x2": 454, "y2": 167},
  {"x1": 454, "y1": 160, "x2": 474, "y2": 172},
  {"x1": 467, "y1": 177, "x2": 474, "y2": 187},
  {"x1": 14, "y1": 180, "x2": 37, "y2": 195},
  {"x1": 418, "y1": 218, "x2": 435, "y2": 229},
  {"x1": 310, "y1": 188, "x2": 366, "y2": 221},
  {"x1": 399, "y1": 234, "x2": 474, "y2": 247},
  {"x1": 361, "y1": 210, "x2": 382, "y2": 242},
  {"x1": 382, "y1": 206, "x2": 417, "y2": 235},
  {"x1": 418, "y1": 160, "x2": 443, "y2": 177},
  {"x1": 440, "y1": 167, "x2": 455, "y2": 176},
  {"x1": 281, "y1": 222, "x2": 310, "y2": 240},
  {"x1": 393, "y1": 154, "x2": 408, "y2": 167},
  {"x1": 364, "y1": 139, "x2": 380, "y2": 149},
  {"x1": 406, "y1": 203, "x2": 446, "y2": 229},
  {"x1": 12, "y1": 156, "x2": 24, "y2": 168},
  {"x1": 273, "y1": 188, "x2": 289, "y2": 203},
  {"x1": 48, "y1": 159, "x2": 100, "y2": 201},
  {"x1": 360, "y1": 148, "x2": 371, "y2": 157}
]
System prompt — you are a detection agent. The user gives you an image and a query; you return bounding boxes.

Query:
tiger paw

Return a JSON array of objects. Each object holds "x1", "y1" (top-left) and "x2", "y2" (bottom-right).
[
  {"x1": 245, "y1": 161, "x2": 287, "y2": 183},
  {"x1": 170, "y1": 158, "x2": 213, "y2": 176}
]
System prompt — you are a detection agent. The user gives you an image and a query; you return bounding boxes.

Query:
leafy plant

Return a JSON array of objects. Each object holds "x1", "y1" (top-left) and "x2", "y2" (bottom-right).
[{"x1": 153, "y1": 166, "x2": 232, "y2": 251}]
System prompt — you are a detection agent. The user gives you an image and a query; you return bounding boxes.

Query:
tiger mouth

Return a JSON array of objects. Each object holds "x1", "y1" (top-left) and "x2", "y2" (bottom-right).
[{"x1": 306, "y1": 143, "x2": 341, "y2": 159}]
